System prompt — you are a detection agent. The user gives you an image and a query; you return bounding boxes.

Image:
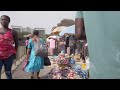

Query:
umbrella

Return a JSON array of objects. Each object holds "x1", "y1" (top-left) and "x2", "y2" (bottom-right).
[
  {"x1": 47, "y1": 35, "x2": 60, "y2": 41},
  {"x1": 46, "y1": 38, "x2": 50, "y2": 42},
  {"x1": 59, "y1": 25, "x2": 75, "y2": 36},
  {"x1": 52, "y1": 26, "x2": 67, "y2": 34}
]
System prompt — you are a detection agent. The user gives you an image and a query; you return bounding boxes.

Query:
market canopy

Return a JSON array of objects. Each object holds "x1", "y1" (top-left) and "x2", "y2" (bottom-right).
[
  {"x1": 59, "y1": 25, "x2": 75, "y2": 36},
  {"x1": 52, "y1": 26, "x2": 67, "y2": 34},
  {"x1": 47, "y1": 35, "x2": 61, "y2": 42}
]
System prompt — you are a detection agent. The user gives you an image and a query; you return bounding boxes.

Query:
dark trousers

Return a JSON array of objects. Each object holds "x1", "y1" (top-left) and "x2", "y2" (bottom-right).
[
  {"x1": 65, "y1": 45, "x2": 69, "y2": 53},
  {"x1": 0, "y1": 55, "x2": 15, "y2": 79}
]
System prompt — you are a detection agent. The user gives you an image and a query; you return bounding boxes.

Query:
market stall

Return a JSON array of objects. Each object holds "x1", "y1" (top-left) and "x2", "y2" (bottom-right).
[
  {"x1": 47, "y1": 52, "x2": 90, "y2": 79},
  {"x1": 52, "y1": 26, "x2": 67, "y2": 35},
  {"x1": 59, "y1": 25, "x2": 75, "y2": 36}
]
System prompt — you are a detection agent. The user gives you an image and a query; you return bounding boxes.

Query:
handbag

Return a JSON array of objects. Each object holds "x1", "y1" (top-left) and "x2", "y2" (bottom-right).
[{"x1": 44, "y1": 57, "x2": 51, "y2": 66}]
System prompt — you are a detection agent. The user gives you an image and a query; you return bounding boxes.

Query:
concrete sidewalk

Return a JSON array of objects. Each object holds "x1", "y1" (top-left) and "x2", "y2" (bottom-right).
[
  {"x1": 1, "y1": 56, "x2": 82, "y2": 79},
  {"x1": 1, "y1": 55, "x2": 52, "y2": 79},
  {"x1": 12, "y1": 61, "x2": 52, "y2": 79},
  {"x1": 1, "y1": 55, "x2": 26, "y2": 79}
]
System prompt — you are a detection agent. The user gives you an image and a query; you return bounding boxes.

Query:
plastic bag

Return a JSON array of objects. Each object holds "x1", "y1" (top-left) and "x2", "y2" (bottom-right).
[{"x1": 34, "y1": 41, "x2": 48, "y2": 57}]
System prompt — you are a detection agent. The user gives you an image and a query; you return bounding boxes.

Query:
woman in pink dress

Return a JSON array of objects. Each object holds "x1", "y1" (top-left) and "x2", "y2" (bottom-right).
[
  {"x1": 0, "y1": 15, "x2": 18, "y2": 79},
  {"x1": 25, "y1": 37, "x2": 29, "y2": 53}
]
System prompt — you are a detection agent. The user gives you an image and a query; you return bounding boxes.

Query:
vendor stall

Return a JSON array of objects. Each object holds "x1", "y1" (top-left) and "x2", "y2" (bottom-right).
[{"x1": 47, "y1": 52, "x2": 90, "y2": 79}]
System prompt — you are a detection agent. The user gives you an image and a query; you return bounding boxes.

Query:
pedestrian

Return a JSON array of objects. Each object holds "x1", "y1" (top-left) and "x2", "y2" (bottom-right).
[
  {"x1": 0, "y1": 15, "x2": 18, "y2": 79},
  {"x1": 25, "y1": 37, "x2": 29, "y2": 53},
  {"x1": 75, "y1": 40, "x2": 81, "y2": 54},
  {"x1": 65, "y1": 35, "x2": 69, "y2": 53},
  {"x1": 25, "y1": 30, "x2": 44, "y2": 79},
  {"x1": 75, "y1": 11, "x2": 120, "y2": 79}
]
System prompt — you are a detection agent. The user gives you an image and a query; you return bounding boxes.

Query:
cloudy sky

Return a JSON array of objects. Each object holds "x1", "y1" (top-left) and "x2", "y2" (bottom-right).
[{"x1": 0, "y1": 11, "x2": 76, "y2": 34}]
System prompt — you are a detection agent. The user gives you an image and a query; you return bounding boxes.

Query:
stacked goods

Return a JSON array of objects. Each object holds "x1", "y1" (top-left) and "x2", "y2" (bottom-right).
[
  {"x1": 72, "y1": 58, "x2": 90, "y2": 79},
  {"x1": 47, "y1": 66, "x2": 76, "y2": 79},
  {"x1": 57, "y1": 53, "x2": 69, "y2": 69},
  {"x1": 47, "y1": 52, "x2": 90, "y2": 79},
  {"x1": 74, "y1": 53, "x2": 81, "y2": 62},
  {"x1": 47, "y1": 53, "x2": 77, "y2": 79}
]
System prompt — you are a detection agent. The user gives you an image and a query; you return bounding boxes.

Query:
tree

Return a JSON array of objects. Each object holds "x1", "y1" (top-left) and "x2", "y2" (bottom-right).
[
  {"x1": 18, "y1": 31, "x2": 31, "y2": 40},
  {"x1": 57, "y1": 19, "x2": 75, "y2": 27}
]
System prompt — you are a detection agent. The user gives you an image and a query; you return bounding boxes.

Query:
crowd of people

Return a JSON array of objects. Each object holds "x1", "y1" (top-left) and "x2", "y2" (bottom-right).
[{"x1": 1, "y1": 11, "x2": 120, "y2": 79}]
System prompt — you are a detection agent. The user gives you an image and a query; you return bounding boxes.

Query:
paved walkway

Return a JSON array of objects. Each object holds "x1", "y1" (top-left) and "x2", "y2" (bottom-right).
[
  {"x1": 12, "y1": 60, "x2": 52, "y2": 79},
  {"x1": 1, "y1": 55, "x2": 26, "y2": 79},
  {"x1": 1, "y1": 55, "x2": 52, "y2": 79},
  {"x1": 1, "y1": 56, "x2": 82, "y2": 79}
]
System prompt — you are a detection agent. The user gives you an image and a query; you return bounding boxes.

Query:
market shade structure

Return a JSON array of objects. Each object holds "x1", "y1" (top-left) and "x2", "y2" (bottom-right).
[
  {"x1": 52, "y1": 26, "x2": 67, "y2": 35},
  {"x1": 47, "y1": 35, "x2": 60, "y2": 41},
  {"x1": 59, "y1": 25, "x2": 75, "y2": 36}
]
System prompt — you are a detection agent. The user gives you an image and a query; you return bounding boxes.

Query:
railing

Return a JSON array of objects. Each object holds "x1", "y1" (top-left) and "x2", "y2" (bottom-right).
[
  {"x1": 1, "y1": 46, "x2": 26, "y2": 74},
  {"x1": 15, "y1": 45, "x2": 26, "y2": 62}
]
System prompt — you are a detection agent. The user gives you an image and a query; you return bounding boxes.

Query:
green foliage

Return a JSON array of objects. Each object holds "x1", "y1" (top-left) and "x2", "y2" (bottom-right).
[{"x1": 18, "y1": 31, "x2": 31, "y2": 40}]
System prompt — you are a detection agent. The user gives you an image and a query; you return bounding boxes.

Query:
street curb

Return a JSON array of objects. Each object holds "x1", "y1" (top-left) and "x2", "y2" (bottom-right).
[{"x1": 1, "y1": 55, "x2": 26, "y2": 79}]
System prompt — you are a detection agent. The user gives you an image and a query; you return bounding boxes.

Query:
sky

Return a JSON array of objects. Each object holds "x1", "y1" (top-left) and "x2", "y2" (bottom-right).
[{"x1": 0, "y1": 11, "x2": 76, "y2": 34}]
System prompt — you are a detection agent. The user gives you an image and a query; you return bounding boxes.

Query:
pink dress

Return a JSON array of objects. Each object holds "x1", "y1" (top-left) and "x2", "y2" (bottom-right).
[
  {"x1": 0, "y1": 29, "x2": 16, "y2": 60},
  {"x1": 50, "y1": 39, "x2": 55, "y2": 49},
  {"x1": 25, "y1": 40, "x2": 29, "y2": 46}
]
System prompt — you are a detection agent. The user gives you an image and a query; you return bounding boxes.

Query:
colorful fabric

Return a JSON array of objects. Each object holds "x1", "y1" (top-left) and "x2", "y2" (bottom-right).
[
  {"x1": 0, "y1": 29, "x2": 16, "y2": 60},
  {"x1": 25, "y1": 40, "x2": 29, "y2": 46}
]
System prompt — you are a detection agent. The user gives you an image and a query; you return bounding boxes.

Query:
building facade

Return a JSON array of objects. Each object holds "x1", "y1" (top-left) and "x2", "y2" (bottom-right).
[
  {"x1": 34, "y1": 28, "x2": 46, "y2": 39},
  {"x1": 11, "y1": 25, "x2": 23, "y2": 32}
]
